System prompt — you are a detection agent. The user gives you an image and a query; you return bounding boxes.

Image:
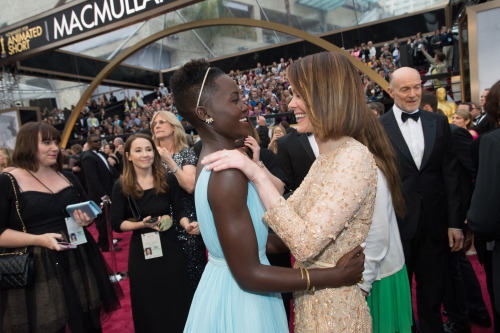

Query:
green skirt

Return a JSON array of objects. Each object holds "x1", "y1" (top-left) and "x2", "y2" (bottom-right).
[{"x1": 366, "y1": 265, "x2": 413, "y2": 333}]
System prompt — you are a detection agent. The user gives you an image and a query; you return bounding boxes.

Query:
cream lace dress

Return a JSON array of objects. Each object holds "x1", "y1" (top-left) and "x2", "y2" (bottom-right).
[{"x1": 264, "y1": 139, "x2": 377, "y2": 332}]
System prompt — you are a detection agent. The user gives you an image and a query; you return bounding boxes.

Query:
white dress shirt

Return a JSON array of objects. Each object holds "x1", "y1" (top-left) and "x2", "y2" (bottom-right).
[
  {"x1": 93, "y1": 150, "x2": 111, "y2": 171},
  {"x1": 308, "y1": 133, "x2": 319, "y2": 158},
  {"x1": 392, "y1": 105, "x2": 425, "y2": 169},
  {"x1": 360, "y1": 169, "x2": 405, "y2": 294}
]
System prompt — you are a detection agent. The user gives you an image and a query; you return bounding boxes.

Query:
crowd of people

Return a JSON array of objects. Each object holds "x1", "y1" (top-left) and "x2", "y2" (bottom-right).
[{"x1": 1, "y1": 28, "x2": 499, "y2": 333}]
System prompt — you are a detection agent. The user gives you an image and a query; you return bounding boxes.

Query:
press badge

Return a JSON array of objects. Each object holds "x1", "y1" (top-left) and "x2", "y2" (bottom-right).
[
  {"x1": 64, "y1": 216, "x2": 88, "y2": 245},
  {"x1": 141, "y1": 232, "x2": 163, "y2": 259}
]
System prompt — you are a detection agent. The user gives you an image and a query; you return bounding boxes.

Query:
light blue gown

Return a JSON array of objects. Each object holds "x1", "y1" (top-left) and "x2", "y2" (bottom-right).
[{"x1": 184, "y1": 167, "x2": 288, "y2": 333}]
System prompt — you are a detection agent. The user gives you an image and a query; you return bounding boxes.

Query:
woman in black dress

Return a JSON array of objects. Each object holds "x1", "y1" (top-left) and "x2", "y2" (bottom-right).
[
  {"x1": 0, "y1": 122, "x2": 121, "y2": 333},
  {"x1": 110, "y1": 133, "x2": 195, "y2": 333},
  {"x1": 151, "y1": 111, "x2": 206, "y2": 290}
]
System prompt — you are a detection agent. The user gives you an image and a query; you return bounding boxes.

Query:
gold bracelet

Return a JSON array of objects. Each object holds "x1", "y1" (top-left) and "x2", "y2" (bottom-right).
[
  {"x1": 304, "y1": 268, "x2": 310, "y2": 292},
  {"x1": 299, "y1": 267, "x2": 304, "y2": 279}
]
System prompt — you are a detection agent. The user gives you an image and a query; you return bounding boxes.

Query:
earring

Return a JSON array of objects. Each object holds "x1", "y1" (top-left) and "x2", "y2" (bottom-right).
[{"x1": 205, "y1": 117, "x2": 214, "y2": 124}]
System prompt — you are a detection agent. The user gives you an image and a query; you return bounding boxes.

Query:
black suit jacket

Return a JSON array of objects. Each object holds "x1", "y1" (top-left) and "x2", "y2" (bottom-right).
[
  {"x1": 380, "y1": 109, "x2": 461, "y2": 240},
  {"x1": 450, "y1": 124, "x2": 476, "y2": 222},
  {"x1": 468, "y1": 128, "x2": 500, "y2": 240},
  {"x1": 467, "y1": 128, "x2": 500, "y2": 311},
  {"x1": 81, "y1": 150, "x2": 118, "y2": 203},
  {"x1": 276, "y1": 131, "x2": 315, "y2": 192},
  {"x1": 257, "y1": 125, "x2": 270, "y2": 149}
]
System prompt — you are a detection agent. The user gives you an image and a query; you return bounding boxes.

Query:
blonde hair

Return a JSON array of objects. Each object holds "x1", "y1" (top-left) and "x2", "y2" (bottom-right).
[
  {"x1": 0, "y1": 147, "x2": 13, "y2": 168},
  {"x1": 454, "y1": 108, "x2": 473, "y2": 129},
  {"x1": 269, "y1": 125, "x2": 286, "y2": 154},
  {"x1": 151, "y1": 111, "x2": 188, "y2": 153}
]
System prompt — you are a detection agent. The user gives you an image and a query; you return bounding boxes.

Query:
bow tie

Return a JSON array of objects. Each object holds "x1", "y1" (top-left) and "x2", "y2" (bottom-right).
[{"x1": 401, "y1": 111, "x2": 420, "y2": 123}]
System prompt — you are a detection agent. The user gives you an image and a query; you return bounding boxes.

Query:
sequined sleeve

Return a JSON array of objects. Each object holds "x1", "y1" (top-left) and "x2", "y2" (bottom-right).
[{"x1": 263, "y1": 145, "x2": 377, "y2": 262}]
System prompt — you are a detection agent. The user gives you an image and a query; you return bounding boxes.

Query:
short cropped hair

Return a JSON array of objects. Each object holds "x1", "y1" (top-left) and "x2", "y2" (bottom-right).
[
  {"x1": 170, "y1": 59, "x2": 226, "y2": 124},
  {"x1": 367, "y1": 102, "x2": 385, "y2": 116},
  {"x1": 420, "y1": 90, "x2": 438, "y2": 113}
]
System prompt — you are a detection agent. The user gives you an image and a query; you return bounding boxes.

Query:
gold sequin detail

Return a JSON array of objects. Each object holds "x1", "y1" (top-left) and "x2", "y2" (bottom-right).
[{"x1": 264, "y1": 139, "x2": 377, "y2": 332}]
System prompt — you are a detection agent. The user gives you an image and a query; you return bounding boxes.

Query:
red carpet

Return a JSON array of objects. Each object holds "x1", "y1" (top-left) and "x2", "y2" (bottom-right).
[
  {"x1": 88, "y1": 225, "x2": 494, "y2": 333},
  {"x1": 87, "y1": 224, "x2": 134, "y2": 333}
]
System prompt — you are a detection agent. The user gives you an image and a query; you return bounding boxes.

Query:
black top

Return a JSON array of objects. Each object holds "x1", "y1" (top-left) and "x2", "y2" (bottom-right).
[
  {"x1": 110, "y1": 173, "x2": 187, "y2": 233},
  {"x1": 0, "y1": 171, "x2": 87, "y2": 235}
]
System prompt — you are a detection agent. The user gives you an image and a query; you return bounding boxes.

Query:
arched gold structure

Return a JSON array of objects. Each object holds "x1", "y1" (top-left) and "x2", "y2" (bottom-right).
[{"x1": 62, "y1": 18, "x2": 389, "y2": 147}]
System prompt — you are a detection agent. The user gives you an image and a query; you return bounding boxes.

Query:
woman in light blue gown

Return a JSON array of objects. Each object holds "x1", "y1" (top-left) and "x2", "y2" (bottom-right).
[{"x1": 170, "y1": 59, "x2": 366, "y2": 333}]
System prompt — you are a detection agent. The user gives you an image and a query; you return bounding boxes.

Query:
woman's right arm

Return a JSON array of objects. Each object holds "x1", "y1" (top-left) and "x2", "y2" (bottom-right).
[
  {"x1": 421, "y1": 46, "x2": 435, "y2": 65},
  {"x1": 208, "y1": 169, "x2": 364, "y2": 293}
]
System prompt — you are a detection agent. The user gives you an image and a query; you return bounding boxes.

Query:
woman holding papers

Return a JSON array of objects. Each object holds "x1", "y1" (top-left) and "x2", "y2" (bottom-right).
[{"x1": 0, "y1": 122, "x2": 122, "y2": 333}]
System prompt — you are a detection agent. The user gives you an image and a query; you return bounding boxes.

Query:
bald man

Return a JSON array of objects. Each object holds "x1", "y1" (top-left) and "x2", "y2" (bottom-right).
[{"x1": 380, "y1": 67, "x2": 463, "y2": 332}]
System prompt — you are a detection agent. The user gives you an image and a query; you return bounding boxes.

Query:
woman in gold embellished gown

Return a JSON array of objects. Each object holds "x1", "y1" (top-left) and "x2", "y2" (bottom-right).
[{"x1": 203, "y1": 52, "x2": 406, "y2": 332}]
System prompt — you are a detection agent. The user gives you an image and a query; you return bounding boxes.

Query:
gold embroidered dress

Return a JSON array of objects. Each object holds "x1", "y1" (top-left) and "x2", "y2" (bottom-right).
[{"x1": 264, "y1": 139, "x2": 377, "y2": 332}]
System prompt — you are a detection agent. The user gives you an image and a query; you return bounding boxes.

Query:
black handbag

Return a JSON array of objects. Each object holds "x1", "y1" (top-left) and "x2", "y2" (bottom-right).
[
  {"x1": 127, "y1": 195, "x2": 142, "y2": 221},
  {"x1": 0, "y1": 173, "x2": 35, "y2": 289}
]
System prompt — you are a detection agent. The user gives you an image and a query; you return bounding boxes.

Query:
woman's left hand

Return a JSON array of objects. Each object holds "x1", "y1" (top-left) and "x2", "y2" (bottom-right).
[
  {"x1": 73, "y1": 209, "x2": 94, "y2": 227},
  {"x1": 244, "y1": 136, "x2": 260, "y2": 163},
  {"x1": 184, "y1": 221, "x2": 200, "y2": 235},
  {"x1": 202, "y1": 149, "x2": 264, "y2": 183}
]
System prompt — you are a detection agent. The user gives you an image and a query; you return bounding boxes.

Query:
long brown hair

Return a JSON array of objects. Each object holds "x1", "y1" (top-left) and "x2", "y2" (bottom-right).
[
  {"x1": 121, "y1": 133, "x2": 168, "y2": 198},
  {"x1": 287, "y1": 52, "x2": 365, "y2": 140},
  {"x1": 287, "y1": 52, "x2": 405, "y2": 217},
  {"x1": 13, "y1": 122, "x2": 63, "y2": 172}
]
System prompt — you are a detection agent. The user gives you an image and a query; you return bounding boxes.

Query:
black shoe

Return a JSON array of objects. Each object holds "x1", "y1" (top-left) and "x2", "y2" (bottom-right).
[
  {"x1": 443, "y1": 320, "x2": 471, "y2": 333},
  {"x1": 469, "y1": 312, "x2": 492, "y2": 327}
]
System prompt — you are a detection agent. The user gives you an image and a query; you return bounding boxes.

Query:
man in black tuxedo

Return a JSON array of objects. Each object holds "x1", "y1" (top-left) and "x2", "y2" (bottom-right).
[
  {"x1": 380, "y1": 67, "x2": 463, "y2": 332},
  {"x1": 276, "y1": 129, "x2": 317, "y2": 193},
  {"x1": 74, "y1": 112, "x2": 87, "y2": 137},
  {"x1": 256, "y1": 116, "x2": 270, "y2": 149},
  {"x1": 468, "y1": 85, "x2": 500, "y2": 332},
  {"x1": 81, "y1": 134, "x2": 119, "y2": 251},
  {"x1": 443, "y1": 124, "x2": 492, "y2": 332}
]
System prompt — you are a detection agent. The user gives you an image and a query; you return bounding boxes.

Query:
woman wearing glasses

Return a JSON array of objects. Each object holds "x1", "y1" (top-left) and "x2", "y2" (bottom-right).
[{"x1": 150, "y1": 111, "x2": 206, "y2": 290}]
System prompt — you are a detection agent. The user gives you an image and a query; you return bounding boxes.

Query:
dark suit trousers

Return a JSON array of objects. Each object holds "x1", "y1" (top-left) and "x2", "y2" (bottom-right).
[
  {"x1": 484, "y1": 250, "x2": 500, "y2": 332},
  {"x1": 402, "y1": 211, "x2": 447, "y2": 333},
  {"x1": 443, "y1": 250, "x2": 489, "y2": 324}
]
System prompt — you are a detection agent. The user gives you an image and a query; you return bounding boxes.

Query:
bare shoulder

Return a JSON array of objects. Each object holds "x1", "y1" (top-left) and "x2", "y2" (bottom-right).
[{"x1": 207, "y1": 169, "x2": 249, "y2": 208}]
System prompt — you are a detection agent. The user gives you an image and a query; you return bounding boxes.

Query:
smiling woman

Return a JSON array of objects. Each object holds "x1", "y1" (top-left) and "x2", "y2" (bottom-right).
[
  {"x1": 0, "y1": 122, "x2": 122, "y2": 332},
  {"x1": 110, "y1": 133, "x2": 195, "y2": 333},
  {"x1": 171, "y1": 58, "x2": 366, "y2": 333},
  {"x1": 200, "y1": 52, "x2": 410, "y2": 333},
  {"x1": 150, "y1": 110, "x2": 206, "y2": 290}
]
